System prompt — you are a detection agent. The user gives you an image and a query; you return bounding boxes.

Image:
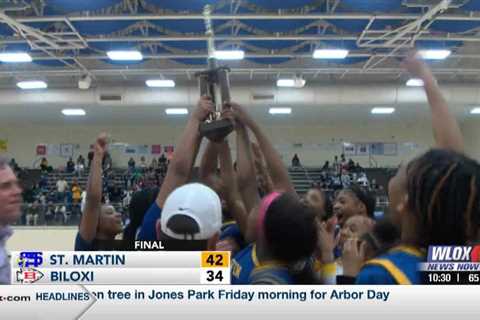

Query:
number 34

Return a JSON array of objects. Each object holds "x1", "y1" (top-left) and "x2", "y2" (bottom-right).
[{"x1": 206, "y1": 270, "x2": 224, "y2": 282}]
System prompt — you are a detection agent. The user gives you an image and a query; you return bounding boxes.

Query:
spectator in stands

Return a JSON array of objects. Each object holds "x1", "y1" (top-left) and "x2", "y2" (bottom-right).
[
  {"x1": 66, "y1": 157, "x2": 75, "y2": 173},
  {"x1": 128, "y1": 157, "x2": 136, "y2": 171},
  {"x1": 77, "y1": 155, "x2": 85, "y2": 167},
  {"x1": 102, "y1": 151, "x2": 112, "y2": 172},
  {"x1": 38, "y1": 174, "x2": 48, "y2": 191},
  {"x1": 139, "y1": 156, "x2": 147, "y2": 171},
  {"x1": 340, "y1": 154, "x2": 348, "y2": 171},
  {"x1": 291, "y1": 153, "x2": 301, "y2": 168},
  {"x1": 71, "y1": 178, "x2": 82, "y2": 215},
  {"x1": 56, "y1": 176, "x2": 68, "y2": 203},
  {"x1": 355, "y1": 162, "x2": 363, "y2": 171},
  {"x1": 87, "y1": 150, "x2": 94, "y2": 169},
  {"x1": 26, "y1": 200, "x2": 40, "y2": 226},
  {"x1": 40, "y1": 157, "x2": 49, "y2": 172},
  {"x1": 158, "y1": 153, "x2": 168, "y2": 176},
  {"x1": 347, "y1": 158, "x2": 355, "y2": 170},
  {"x1": 76, "y1": 133, "x2": 123, "y2": 251},
  {"x1": 0, "y1": 157, "x2": 22, "y2": 284},
  {"x1": 322, "y1": 161, "x2": 330, "y2": 171},
  {"x1": 357, "y1": 173, "x2": 369, "y2": 188},
  {"x1": 340, "y1": 169, "x2": 351, "y2": 188},
  {"x1": 45, "y1": 201, "x2": 55, "y2": 225},
  {"x1": 74, "y1": 161, "x2": 85, "y2": 177},
  {"x1": 150, "y1": 157, "x2": 158, "y2": 171},
  {"x1": 333, "y1": 156, "x2": 341, "y2": 174}
]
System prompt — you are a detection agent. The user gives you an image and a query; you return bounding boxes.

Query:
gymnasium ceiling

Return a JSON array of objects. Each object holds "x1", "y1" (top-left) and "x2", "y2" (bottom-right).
[{"x1": 0, "y1": 0, "x2": 480, "y2": 87}]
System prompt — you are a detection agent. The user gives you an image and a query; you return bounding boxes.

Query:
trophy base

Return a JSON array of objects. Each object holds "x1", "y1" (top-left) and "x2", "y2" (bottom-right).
[{"x1": 199, "y1": 119, "x2": 234, "y2": 142}]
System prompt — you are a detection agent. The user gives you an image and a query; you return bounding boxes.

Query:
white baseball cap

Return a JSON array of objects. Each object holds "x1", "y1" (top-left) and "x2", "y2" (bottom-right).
[{"x1": 161, "y1": 183, "x2": 222, "y2": 240}]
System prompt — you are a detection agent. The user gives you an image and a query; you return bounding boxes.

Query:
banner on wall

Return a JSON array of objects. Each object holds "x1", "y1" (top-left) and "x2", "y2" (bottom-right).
[
  {"x1": 125, "y1": 145, "x2": 137, "y2": 154},
  {"x1": 370, "y1": 143, "x2": 384, "y2": 156},
  {"x1": 0, "y1": 139, "x2": 7, "y2": 152},
  {"x1": 151, "y1": 144, "x2": 162, "y2": 154},
  {"x1": 60, "y1": 144, "x2": 73, "y2": 158},
  {"x1": 47, "y1": 144, "x2": 60, "y2": 157},
  {"x1": 164, "y1": 145, "x2": 174, "y2": 160},
  {"x1": 137, "y1": 145, "x2": 149, "y2": 155},
  {"x1": 356, "y1": 143, "x2": 369, "y2": 156},
  {"x1": 383, "y1": 143, "x2": 398, "y2": 156},
  {"x1": 36, "y1": 145, "x2": 46, "y2": 156},
  {"x1": 343, "y1": 143, "x2": 356, "y2": 156}
]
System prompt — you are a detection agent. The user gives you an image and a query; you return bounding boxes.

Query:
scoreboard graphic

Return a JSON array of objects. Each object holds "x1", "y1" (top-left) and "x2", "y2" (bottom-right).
[{"x1": 11, "y1": 251, "x2": 231, "y2": 285}]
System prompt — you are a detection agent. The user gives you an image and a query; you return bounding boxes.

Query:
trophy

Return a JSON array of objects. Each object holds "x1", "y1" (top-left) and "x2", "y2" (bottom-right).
[{"x1": 195, "y1": 5, "x2": 234, "y2": 142}]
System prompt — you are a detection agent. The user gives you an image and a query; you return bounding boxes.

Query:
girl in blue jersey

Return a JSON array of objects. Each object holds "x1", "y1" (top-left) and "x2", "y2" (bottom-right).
[
  {"x1": 218, "y1": 105, "x2": 318, "y2": 284},
  {"x1": 348, "y1": 52, "x2": 480, "y2": 284}
]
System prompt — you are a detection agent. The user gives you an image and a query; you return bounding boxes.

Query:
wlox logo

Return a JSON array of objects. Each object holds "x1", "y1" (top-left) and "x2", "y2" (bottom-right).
[{"x1": 428, "y1": 246, "x2": 480, "y2": 262}]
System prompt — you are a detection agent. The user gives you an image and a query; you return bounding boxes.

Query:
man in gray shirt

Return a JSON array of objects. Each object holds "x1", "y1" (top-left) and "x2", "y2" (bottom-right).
[{"x1": 0, "y1": 157, "x2": 23, "y2": 284}]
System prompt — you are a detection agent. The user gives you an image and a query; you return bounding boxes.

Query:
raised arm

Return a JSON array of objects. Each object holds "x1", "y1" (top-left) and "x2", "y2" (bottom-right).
[
  {"x1": 156, "y1": 97, "x2": 214, "y2": 208},
  {"x1": 231, "y1": 103, "x2": 295, "y2": 194},
  {"x1": 234, "y1": 114, "x2": 261, "y2": 213},
  {"x1": 218, "y1": 140, "x2": 249, "y2": 236},
  {"x1": 251, "y1": 142, "x2": 274, "y2": 195},
  {"x1": 79, "y1": 133, "x2": 107, "y2": 242},
  {"x1": 402, "y1": 51, "x2": 464, "y2": 153},
  {"x1": 199, "y1": 141, "x2": 219, "y2": 186}
]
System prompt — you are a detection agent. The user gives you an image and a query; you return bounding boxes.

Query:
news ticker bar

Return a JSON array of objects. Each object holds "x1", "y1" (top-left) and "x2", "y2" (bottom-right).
[
  {"x1": 0, "y1": 286, "x2": 479, "y2": 319},
  {"x1": 10, "y1": 251, "x2": 231, "y2": 285}
]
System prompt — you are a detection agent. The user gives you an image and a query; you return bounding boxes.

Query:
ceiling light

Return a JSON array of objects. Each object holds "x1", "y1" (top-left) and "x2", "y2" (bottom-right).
[
  {"x1": 406, "y1": 78, "x2": 424, "y2": 87},
  {"x1": 213, "y1": 50, "x2": 245, "y2": 60},
  {"x1": 470, "y1": 107, "x2": 480, "y2": 114},
  {"x1": 62, "y1": 109, "x2": 86, "y2": 116},
  {"x1": 146, "y1": 79, "x2": 176, "y2": 88},
  {"x1": 0, "y1": 52, "x2": 32, "y2": 62},
  {"x1": 269, "y1": 107, "x2": 292, "y2": 115},
  {"x1": 106, "y1": 50, "x2": 143, "y2": 61},
  {"x1": 165, "y1": 108, "x2": 188, "y2": 115},
  {"x1": 313, "y1": 49, "x2": 349, "y2": 59},
  {"x1": 418, "y1": 49, "x2": 451, "y2": 60},
  {"x1": 277, "y1": 78, "x2": 306, "y2": 88},
  {"x1": 17, "y1": 80, "x2": 47, "y2": 89},
  {"x1": 371, "y1": 107, "x2": 395, "y2": 114}
]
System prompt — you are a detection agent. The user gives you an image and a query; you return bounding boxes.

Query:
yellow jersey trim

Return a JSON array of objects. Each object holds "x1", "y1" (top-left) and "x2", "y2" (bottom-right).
[{"x1": 366, "y1": 258, "x2": 412, "y2": 285}]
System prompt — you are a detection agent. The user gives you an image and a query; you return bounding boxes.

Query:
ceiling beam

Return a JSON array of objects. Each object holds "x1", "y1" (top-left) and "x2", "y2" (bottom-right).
[
  {"x1": 1, "y1": 33, "x2": 480, "y2": 45},
  {"x1": 11, "y1": 13, "x2": 480, "y2": 23},
  {"x1": 15, "y1": 52, "x2": 480, "y2": 61},
  {"x1": 0, "y1": 67, "x2": 478, "y2": 77}
]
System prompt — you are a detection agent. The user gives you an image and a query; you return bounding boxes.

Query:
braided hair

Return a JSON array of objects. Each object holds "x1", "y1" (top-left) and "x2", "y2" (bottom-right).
[{"x1": 406, "y1": 149, "x2": 480, "y2": 246}]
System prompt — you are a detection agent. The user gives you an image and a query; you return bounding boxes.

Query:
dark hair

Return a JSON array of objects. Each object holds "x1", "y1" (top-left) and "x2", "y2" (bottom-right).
[
  {"x1": 123, "y1": 187, "x2": 160, "y2": 242},
  {"x1": 361, "y1": 219, "x2": 400, "y2": 257},
  {"x1": 158, "y1": 214, "x2": 208, "y2": 251},
  {"x1": 344, "y1": 185, "x2": 376, "y2": 218},
  {"x1": 406, "y1": 149, "x2": 480, "y2": 246},
  {"x1": 264, "y1": 193, "x2": 317, "y2": 263}
]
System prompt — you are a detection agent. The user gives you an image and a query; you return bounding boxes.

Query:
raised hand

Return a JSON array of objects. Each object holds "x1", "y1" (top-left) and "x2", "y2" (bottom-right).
[
  {"x1": 342, "y1": 238, "x2": 367, "y2": 277},
  {"x1": 316, "y1": 220, "x2": 336, "y2": 264},
  {"x1": 228, "y1": 102, "x2": 254, "y2": 128},
  {"x1": 401, "y1": 50, "x2": 431, "y2": 80},
  {"x1": 193, "y1": 96, "x2": 215, "y2": 122}
]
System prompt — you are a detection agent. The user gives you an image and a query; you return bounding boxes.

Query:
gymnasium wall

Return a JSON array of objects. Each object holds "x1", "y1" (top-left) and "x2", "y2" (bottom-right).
[{"x1": 0, "y1": 122, "x2": 437, "y2": 168}]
